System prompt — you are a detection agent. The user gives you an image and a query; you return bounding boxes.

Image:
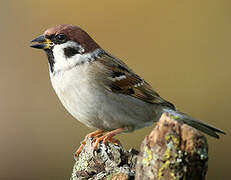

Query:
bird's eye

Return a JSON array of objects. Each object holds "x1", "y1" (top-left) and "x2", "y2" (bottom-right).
[{"x1": 55, "y1": 34, "x2": 67, "y2": 43}]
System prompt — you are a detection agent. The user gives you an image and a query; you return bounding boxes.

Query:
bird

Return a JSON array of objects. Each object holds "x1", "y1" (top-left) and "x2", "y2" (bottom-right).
[{"x1": 30, "y1": 24, "x2": 225, "y2": 155}]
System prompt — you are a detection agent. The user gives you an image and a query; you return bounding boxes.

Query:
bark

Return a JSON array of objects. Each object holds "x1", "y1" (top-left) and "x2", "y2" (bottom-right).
[
  {"x1": 70, "y1": 138, "x2": 138, "y2": 180},
  {"x1": 70, "y1": 113, "x2": 208, "y2": 180},
  {"x1": 136, "y1": 113, "x2": 208, "y2": 180}
]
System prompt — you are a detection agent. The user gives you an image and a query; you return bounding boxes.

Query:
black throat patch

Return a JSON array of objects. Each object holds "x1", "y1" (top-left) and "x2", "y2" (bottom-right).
[
  {"x1": 64, "y1": 47, "x2": 80, "y2": 58},
  {"x1": 45, "y1": 49, "x2": 55, "y2": 73}
]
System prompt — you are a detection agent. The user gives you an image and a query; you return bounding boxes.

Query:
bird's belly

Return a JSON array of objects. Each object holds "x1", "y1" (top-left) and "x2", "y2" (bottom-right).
[{"x1": 50, "y1": 68, "x2": 155, "y2": 131}]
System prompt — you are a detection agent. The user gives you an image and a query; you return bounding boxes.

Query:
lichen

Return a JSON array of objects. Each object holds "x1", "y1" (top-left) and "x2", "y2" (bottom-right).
[
  {"x1": 158, "y1": 160, "x2": 171, "y2": 178},
  {"x1": 197, "y1": 148, "x2": 208, "y2": 161},
  {"x1": 75, "y1": 155, "x2": 89, "y2": 171},
  {"x1": 169, "y1": 114, "x2": 181, "y2": 120},
  {"x1": 165, "y1": 134, "x2": 180, "y2": 148},
  {"x1": 71, "y1": 138, "x2": 138, "y2": 180},
  {"x1": 142, "y1": 146, "x2": 153, "y2": 166},
  {"x1": 158, "y1": 133, "x2": 182, "y2": 179},
  {"x1": 135, "y1": 114, "x2": 208, "y2": 180}
]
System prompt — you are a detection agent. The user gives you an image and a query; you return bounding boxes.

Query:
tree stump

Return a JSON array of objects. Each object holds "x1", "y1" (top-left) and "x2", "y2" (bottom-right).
[
  {"x1": 136, "y1": 113, "x2": 208, "y2": 180},
  {"x1": 70, "y1": 113, "x2": 208, "y2": 180}
]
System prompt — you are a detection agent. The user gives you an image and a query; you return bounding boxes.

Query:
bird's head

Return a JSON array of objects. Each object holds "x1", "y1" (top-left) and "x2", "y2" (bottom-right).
[{"x1": 31, "y1": 24, "x2": 101, "y2": 73}]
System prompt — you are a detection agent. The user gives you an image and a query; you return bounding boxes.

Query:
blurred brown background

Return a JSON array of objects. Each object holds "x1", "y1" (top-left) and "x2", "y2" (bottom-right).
[{"x1": 1, "y1": 0, "x2": 230, "y2": 179}]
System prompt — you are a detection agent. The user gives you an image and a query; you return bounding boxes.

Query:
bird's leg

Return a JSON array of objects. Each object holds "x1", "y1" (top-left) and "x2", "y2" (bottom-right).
[
  {"x1": 84, "y1": 129, "x2": 105, "y2": 141},
  {"x1": 93, "y1": 128, "x2": 124, "y2": 150},
  {"x1": 75, "y1": 130, "x2": 104, "y2": 157}
]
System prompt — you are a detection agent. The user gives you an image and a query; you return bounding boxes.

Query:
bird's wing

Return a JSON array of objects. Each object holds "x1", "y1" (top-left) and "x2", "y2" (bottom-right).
[{"x1": 97, "y1": 52, "x2": 175, "y2": 109}]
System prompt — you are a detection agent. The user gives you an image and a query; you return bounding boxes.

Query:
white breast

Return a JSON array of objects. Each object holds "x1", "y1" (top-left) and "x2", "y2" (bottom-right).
[{"x1": 50, "y1": 61, "x2": 155, "y2": 131}]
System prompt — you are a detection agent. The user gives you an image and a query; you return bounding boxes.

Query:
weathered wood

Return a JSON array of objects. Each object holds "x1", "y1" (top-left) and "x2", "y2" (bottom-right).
[
  {"x1": 135, "y1": 113, "x2": 208, "y2": 180},
  {"x1": 70, "y1": 138, "x2": 138, "y2": 180},
  {"x1": 71, "y1": 113, "x2": 208, "y2": 180}
]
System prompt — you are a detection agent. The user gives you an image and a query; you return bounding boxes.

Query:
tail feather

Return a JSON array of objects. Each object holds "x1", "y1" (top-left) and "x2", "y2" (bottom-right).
[{"x1": 163, "y1": 108, "x2": 226, "y2": 139}]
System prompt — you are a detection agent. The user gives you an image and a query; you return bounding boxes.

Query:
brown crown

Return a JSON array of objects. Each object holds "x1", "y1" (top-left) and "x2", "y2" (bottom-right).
[{"x1": 44, "y1": 24, "x2": 100, "y2": 53}]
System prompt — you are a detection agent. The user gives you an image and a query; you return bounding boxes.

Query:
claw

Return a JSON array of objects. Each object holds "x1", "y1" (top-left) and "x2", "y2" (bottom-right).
[
  {"x1": 74, "y1": 143, "x2": 86, "y2": 158},
  {"x1": 109, "y1": 138, "x2": 121, "y2": 145},
  {"x1": 93, "y1": 128, "x2": 124, "y2": 150},
  {"x1": 74, "y1": 130, "x2": 104, "y2": 158},
  {"x1": 74, "y1": 128, "x2": 125, "y2": 158}
]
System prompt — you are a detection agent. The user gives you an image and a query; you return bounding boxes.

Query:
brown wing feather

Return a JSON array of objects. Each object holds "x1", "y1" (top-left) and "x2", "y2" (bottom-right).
[{"x1": 97, "y1": 52, "x2": 175, "y2": 109}]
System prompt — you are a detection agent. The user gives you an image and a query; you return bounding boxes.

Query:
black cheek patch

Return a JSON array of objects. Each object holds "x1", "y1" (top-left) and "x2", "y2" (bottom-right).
[
  {"x1": 45, "y1": 49, "x2": 55, "y2": 73},
  {"x1": 64, "y1": 47, "x2": 80, "y2": 58}
]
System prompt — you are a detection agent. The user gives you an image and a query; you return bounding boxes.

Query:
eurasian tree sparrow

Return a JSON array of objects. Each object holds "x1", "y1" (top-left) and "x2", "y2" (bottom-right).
[{"x1": 31, "y1": 24, "x2": 225, "y2": 155}]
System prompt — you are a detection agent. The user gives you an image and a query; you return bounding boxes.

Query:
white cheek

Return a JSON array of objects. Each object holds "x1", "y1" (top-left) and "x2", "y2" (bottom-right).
[
  {"x1": 52, "y1": 41, "x2": 84, "y2": 72},
  {"x1": 52, "y1": 41, "x2": 102, "y2": 74},
  {"x1": 53, "y1": 44, "x2": 66, "y2": 61}
]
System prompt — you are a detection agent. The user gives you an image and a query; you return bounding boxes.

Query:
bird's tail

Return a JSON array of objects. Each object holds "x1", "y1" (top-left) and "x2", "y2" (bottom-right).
[{"x1": 162, "y1": 108, "x2": 226, "y2": 138}]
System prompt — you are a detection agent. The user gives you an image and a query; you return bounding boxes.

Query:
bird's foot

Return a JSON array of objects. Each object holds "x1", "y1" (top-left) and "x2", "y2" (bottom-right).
[
  {"x1": 74, "y1": 130, "x2": 104, "y2": 158},
  {"x1": 93, "y1": 128, "x2": 124, "y2": 150}
]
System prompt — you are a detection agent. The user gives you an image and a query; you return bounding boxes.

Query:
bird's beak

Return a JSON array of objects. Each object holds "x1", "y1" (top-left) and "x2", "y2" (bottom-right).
[{"x1": 30, "y1": 35, "x2": 54, "y2": 49}]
